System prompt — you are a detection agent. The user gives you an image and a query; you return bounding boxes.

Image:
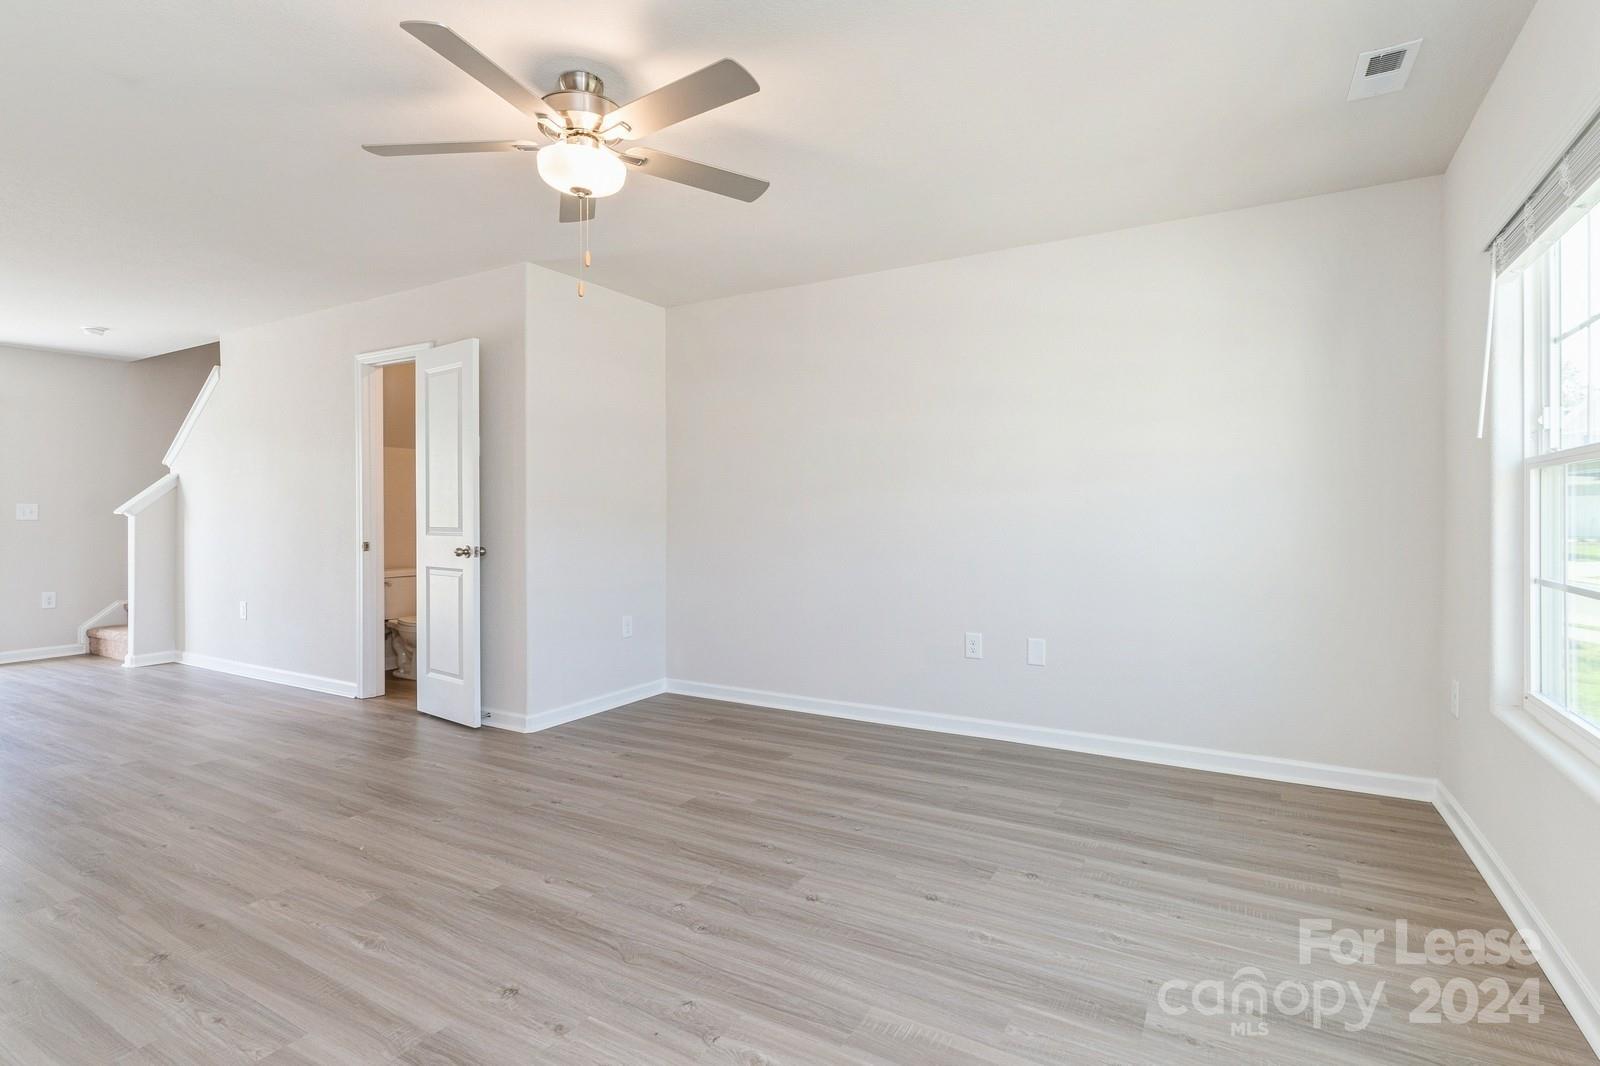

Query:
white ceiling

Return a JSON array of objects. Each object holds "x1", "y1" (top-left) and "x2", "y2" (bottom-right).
[{"x1": 3, "y1": 0, "x2": 1534, "y2": 358}]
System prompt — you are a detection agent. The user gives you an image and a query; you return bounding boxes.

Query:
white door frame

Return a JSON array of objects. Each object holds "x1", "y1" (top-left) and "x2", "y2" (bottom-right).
[{"x1": 354, "y1": 341, "x2": 432, "y2": 698}]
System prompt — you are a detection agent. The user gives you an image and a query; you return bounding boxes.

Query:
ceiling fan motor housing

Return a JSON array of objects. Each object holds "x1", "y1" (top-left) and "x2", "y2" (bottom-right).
[{"x1": 545, "y1": 70, "x2": 617, "y2": 131}]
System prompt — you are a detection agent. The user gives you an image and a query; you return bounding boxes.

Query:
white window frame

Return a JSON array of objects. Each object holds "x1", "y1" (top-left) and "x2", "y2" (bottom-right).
[{"x1": 1521, "y1": 207, "x2": 1600, "y2": 769}]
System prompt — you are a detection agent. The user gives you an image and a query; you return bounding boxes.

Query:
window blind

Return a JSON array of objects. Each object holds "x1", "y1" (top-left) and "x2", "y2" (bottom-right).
[
  {"x1": 1490, "y1": 108, "x2": 1600, "y2": 274},
  {"x1": 1479, "y1": 106, "x2": 1600, "y2": 438}
]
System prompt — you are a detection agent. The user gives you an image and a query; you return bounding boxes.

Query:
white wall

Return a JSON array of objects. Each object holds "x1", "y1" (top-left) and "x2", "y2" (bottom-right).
[
  {"x1": 667, "y1": 178, "x2": 1445, "y2": 778},
  {"x1": 172, "y1": 261, "x2": 667, "y2": 722},
  {"x1": 381, "y1": 446, "x2": 416, "y2": 573},
  {"x1": 1440, "y1": 0, "x2": 1600, "y2": 1036},
  {"x1": 525, "y1": 267, "x2": 666, "y2": 716},
  {"x1": 174, "y1": 266, "x2": 529, "y2": 704},
  {"x1": 125, "y1": 480, "x2": 180, "y2": 662},
  {"x1": 381, "y1": 361, "x2": 416, "y2": 574},
  {"x1": 0, "y1": 343, "x2": 215, "y2": 658}
]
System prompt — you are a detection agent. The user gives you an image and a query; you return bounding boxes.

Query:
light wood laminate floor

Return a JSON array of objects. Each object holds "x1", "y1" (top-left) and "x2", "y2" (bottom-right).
[{"x1": 0, "y1": 656, "x2": 1592, "y2": 1065}]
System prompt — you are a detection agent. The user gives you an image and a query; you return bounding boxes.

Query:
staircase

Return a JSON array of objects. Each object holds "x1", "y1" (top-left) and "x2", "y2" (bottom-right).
[{"x1": 87, "y1": 625, "x2": 129, "y2": 662}]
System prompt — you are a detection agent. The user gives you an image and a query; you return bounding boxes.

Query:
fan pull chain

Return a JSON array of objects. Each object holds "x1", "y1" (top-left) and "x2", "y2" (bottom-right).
[
  {"x1": 582, "y1": 196, "x2": 595, "y2": 296},
  {"x1": 576, "y1": 196, "x2": 594, "y2": 298}
]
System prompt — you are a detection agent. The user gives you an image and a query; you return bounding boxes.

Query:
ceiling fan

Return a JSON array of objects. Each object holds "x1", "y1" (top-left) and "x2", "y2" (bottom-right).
[{"x1": 363, "y1": 21, "x2": 770, "y2": 225}]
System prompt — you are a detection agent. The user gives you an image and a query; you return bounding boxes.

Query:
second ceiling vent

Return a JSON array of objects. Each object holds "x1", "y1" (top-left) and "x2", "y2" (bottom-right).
[{"x1": 1348, "y1": 39, "x2": 1422, "y2": 100}]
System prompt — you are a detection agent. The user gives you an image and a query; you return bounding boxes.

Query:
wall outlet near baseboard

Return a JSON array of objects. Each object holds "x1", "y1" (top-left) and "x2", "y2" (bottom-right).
[
  {"x1": 1449, "y1": 678, "x2": 1460, "y2": 719},
  {"x1": 1027, "y1": 637, "x2": 1046, "y2": 666},
  {"x1": 40, "y1": 592, "x2": 55, "y2": 609},
  {"x1": 965, "y1": 632, "x2": 983, "y2": 659},
  {"x1": 622, "y1": 614, "x2": 633, "y2": 638}
]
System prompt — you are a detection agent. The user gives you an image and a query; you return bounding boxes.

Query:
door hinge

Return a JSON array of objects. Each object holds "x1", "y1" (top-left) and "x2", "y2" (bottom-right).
[{"x1": 362, "y1": 541, "x2": 370, "y2": 552}]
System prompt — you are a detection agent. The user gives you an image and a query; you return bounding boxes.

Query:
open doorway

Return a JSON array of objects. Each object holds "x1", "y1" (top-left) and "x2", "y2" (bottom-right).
[
  {"x1": 355, "y1": 341, "x2": 430, "y2": 704},
  {"x1": 355, "y1": 338, "x2": 484, "y2": 727},
  {"x1": 378, "y1": 360, "x2": 417, "y2": 710}
]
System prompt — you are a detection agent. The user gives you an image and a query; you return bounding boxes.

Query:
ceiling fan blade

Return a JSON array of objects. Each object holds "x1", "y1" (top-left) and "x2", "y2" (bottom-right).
[
  {"x1": 400, "y1": 21, "x2": 561, "y2": 125},
  {"x1": 600, "y1": 59, "x2": 758, "y2": 140},
  {"x1": 363, "y1": 140, "x2": 537, "y2": 156},
  {"x1": 620, "y1": 147, "x2": 769, "y2": 202},
  {"x1": 559, "y1": 195, "x2": 596, "y2": 223}
]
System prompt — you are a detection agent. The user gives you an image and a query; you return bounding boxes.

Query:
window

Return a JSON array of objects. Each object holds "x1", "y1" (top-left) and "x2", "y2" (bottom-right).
[{"x1": 1526, "y1": 204, "x2": 1600, "y2": 738}]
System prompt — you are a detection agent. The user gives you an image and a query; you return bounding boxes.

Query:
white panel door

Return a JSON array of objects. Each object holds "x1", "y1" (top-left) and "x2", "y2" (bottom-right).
[{"x1": 414, "y1": 338, "x2": 482, "y2": 727}]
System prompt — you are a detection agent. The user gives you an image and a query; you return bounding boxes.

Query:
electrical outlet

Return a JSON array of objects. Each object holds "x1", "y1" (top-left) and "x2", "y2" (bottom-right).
[
  {"x1": 965, "y1": 632, "x2": 983, "y2": 659},
  {"x1": 15, "y1": 503, "x2": 38, "y2": 521},
  {"x1": 40, "y1": 592, "x2": 55, "y2": 609},
  {"x1": 239, "y1": 600, "x2": 248, "y2": 620},
  {"x1": 622, "y1": 614, "x2": 633, "y2": 638},
  {"x1": 1449, "y1": 679, "x2": 1460, "y2": 719},
  {"x1": 1027, "y1": 637, "x2": 1046, "y2": 666}
]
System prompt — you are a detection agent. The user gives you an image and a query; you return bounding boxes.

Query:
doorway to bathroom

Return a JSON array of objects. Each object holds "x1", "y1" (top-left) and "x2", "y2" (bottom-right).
[
  {"x1": 355, "y1": 344, "x2": 426, "y2": 710},
  {"x1": 377, "y1": 358, "x2": 417, "y2": 708},
  {"x1": 354, "y1": 339, "x2": 485, "y2": 728}
]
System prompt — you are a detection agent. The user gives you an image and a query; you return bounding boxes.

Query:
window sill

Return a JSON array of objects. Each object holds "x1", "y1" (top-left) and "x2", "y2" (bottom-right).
[
  {"x1": 1523, "y1": 693, "x2": 1600, "y2": 763},
  {"x1": 1495, "y1": 696, "x2": 1600, "y2": 804}
]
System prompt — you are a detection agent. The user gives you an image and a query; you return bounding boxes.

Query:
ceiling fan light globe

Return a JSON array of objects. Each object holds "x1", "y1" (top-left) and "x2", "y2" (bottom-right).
[{"x1": 537, "y1": 136, "x2": 626, "y2": 198}]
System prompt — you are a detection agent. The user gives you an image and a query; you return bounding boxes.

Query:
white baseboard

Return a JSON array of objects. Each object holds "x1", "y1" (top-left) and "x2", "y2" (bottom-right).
[
  {"x1": 0, "y1": 643, "x2": 87, "y2": 665},
  {"x1": 124, "y1": 650, "x2": 180, "y2": 668},
  {"x1": 481, "y1": 706, "x2": 527, "y2": 731},
  {"x1": 664, "y1": 679, "x2": 1437, "y2": 802},
  {"x1": 178, "y1": 652, "x2": 358, "y2": 698},
  {"x1": 486, "y1": 678, "x2": 668, "y2": 734},
  {"x1": 1434, "y1": 783, "x2": 1600, "y2": 1054}
]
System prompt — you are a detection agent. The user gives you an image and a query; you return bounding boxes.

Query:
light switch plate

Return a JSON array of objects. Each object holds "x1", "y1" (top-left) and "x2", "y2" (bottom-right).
[
  {"x1": 622, "y1": 614, "x2": 634, "y2": 638},
  {"x1": 239, "y1": 600, "x2": 248, "y2": 620},
  {"x1": 1027, "y1": 637, "x2": 1046, "y2": 666},
  {"x1": 40, "y1": 592, "x2": 56, "y2": 609},
  {"x1": 15, "y1": 503, "x2": 38, "y2": 521}
]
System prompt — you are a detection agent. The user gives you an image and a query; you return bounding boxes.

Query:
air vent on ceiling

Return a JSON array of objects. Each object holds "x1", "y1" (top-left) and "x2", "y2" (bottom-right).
[
  {"x1": 1365, "y1": 49, "x2": 1407, "y2": 77},
  {"x1": 1348, "y1": 38, "x2": 1422, "y2": 101}
]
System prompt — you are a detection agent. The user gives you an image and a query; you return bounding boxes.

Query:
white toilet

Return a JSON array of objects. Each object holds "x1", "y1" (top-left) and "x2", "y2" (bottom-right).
[{"x1": 383, "y1": 569, "x2": 418, "y2": 680}]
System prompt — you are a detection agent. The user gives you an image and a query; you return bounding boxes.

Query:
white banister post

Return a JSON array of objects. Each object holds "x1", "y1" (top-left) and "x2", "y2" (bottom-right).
[{"x1": 114, "y1": 473, "x2": 181, "y2": 667}]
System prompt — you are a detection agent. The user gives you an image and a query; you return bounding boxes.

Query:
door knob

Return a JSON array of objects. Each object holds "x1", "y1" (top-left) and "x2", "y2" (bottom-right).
[{"x1": 454, "y1": 545, "x2": 472, "y2": 557}]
